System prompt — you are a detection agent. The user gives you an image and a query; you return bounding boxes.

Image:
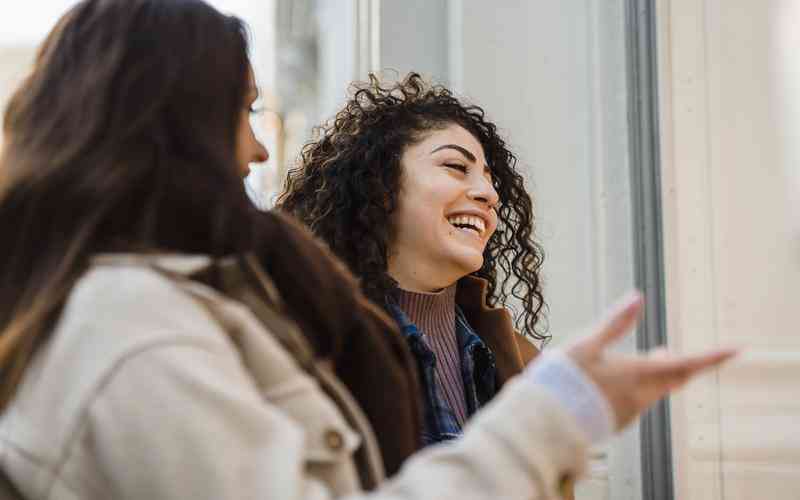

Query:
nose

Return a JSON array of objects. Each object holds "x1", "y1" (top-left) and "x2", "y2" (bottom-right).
[
  {"x1": 253, "y1": 140, "x2": 269, "y2": 164},
  {"x1": 468, "y1": 176, "x2": 500, "y2": 208}
]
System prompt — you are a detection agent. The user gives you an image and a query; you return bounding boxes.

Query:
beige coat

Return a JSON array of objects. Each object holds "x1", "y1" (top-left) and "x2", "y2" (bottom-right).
[{"x1": 0, "y1": 255, "x2": 587, "y2": 500}]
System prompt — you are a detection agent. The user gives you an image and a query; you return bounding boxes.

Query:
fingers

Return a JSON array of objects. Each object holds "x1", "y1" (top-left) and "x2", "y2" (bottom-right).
[
  {"x1": 584, "y1": 292, "x2": 643, "y2": 354},
  {"x1": 619, "y1": 349, "x2": 737, "y2": 418},
  {"x1": 636, "y1": 348, "x2": 739, "y2": 378},
  {"x1": 641, "y1": 351, "x2": 735, "y2": 406}
]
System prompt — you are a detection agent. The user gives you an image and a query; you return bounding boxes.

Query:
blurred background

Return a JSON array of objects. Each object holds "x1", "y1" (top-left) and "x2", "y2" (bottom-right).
[{"x1": 1, "y1": 1, "x2": 798, "y2": 499}]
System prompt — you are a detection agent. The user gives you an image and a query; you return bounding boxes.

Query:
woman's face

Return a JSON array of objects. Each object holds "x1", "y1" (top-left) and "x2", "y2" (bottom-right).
[
  {"x1": 235, "y1": 68, "x2": 269, "y2": 177},
  {"x1": 388, "y1": 123, "x2": 499, "y2": 291}
]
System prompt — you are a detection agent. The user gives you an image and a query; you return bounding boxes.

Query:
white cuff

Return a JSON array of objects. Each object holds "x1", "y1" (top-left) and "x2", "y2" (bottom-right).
[{"x1": 524, "y1": 349, "x2": 615, "y2": 444}]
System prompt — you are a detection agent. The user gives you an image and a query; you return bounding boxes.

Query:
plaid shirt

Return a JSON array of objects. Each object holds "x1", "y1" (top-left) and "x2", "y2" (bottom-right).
[{"x1": 386, "y1": 301, "x2": 498, "y2": 445}]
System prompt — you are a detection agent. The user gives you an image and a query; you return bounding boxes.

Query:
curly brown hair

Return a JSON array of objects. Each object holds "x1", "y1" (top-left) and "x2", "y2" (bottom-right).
[{"x1": 278, "y1": 73, "x2": 549, "y2": 342}]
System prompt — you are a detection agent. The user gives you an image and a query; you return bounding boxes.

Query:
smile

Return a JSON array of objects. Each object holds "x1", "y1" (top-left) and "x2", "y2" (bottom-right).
[{"x1": 447, "y1": 214, "x2": 486, "y2": 237}]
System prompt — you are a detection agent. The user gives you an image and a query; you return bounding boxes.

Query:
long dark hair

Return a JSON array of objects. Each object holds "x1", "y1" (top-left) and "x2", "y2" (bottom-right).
[
  {"x1": 0, "y1": 0, "x2": 257, "y2": 409},
  {"x1": 278, "y1": 73, "x2": 549, "y2": 342}
]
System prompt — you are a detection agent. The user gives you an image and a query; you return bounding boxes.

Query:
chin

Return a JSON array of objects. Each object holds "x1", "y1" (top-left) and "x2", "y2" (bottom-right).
[{"x1": 452, "y1": 254, "x2": 485, "y2": 276}]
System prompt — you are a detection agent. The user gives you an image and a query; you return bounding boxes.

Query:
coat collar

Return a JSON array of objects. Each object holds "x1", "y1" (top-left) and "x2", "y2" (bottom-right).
[
  {"x1": 455, "y1": 276, "x2": 540, "y2": 384},
  {"x1": 92, "y1": 252, "x2": 215, "y2": 275}
]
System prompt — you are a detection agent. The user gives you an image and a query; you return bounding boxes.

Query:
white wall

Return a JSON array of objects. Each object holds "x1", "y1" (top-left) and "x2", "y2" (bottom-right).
[
  {"x1": 0, "y1": 1, "x2": 77, "y2": 46},
  {"x1": 316, "y1": 0, "x2": 358, "y2": 122},
  {"x1": 379, "y1": 0, "x2": 449, "y2": 85},
  {"x1": 317, "y1": 0, "x2": 450, "y2": 104},
  {"x1": 657, "y1": 1, "x2": 800, "y2": 498}
]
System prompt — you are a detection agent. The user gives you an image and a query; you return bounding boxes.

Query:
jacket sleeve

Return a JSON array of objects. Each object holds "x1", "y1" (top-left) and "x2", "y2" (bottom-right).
[
  {"x1": 86, "y1": 337, "x2": 587, "y2": 500},
  {"x1": 512, "y1": 334, "x2": 576, "y2": 500}
]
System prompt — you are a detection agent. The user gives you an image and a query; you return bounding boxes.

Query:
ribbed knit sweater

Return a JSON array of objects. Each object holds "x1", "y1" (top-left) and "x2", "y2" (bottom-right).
[{"x1": 395, "y1": 285, "x2": 468, "y2": 426}]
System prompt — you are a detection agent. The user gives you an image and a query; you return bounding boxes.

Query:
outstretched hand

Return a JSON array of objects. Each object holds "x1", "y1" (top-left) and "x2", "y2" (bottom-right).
[{"x1": 565, "y1": 293, "x2": 737, "y2": 429}]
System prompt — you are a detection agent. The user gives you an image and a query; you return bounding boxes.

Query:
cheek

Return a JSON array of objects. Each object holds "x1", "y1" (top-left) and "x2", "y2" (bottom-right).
[
  {"x1": 235, "y1": 115, "x2": 248, "y2": 155},
  {"x1": 393, "y1": 171, "x2": 465, "y2": 241},
  {"x1": 391, "y1": 198, "x2": 447, "y2": 252},
  {"x1": 487, "y1": 218, "x2": 499, "y2": 239},
  {"x1": 394, "y1": 203, "x2": 442, "y2": 241},
  {"x1": 234, "y1": 124, "x2": 253, "y2": 175},
  {"x1": 396, "y1": 178, "x2": 439, "y2": 219}
]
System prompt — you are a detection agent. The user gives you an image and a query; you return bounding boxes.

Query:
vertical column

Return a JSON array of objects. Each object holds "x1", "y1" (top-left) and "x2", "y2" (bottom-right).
[{"x1": 657, "y1": 0, "x2": 723, "y2": 496}]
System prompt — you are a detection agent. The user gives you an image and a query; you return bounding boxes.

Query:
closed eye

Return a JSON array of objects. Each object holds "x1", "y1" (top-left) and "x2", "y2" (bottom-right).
[{"x1": 444, "y1": 163, "x2": 468, "y2": 173}]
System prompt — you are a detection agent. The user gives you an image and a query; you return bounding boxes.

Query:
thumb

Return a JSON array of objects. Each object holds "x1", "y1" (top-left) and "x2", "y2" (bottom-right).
[{"x1": 583, "y1": 292, "x2": 643, "y2": 355}]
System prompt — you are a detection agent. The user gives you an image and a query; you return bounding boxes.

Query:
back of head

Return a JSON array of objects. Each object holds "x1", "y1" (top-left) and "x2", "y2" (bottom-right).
[{"x1": 0, "y1": 0, "x2": 254, "y2": 408}]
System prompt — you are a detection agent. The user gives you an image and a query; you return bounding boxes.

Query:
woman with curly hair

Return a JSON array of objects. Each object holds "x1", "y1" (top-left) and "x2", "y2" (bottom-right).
[{"x1": 279, "y1": 73, "x2": 550, "y2": 446}]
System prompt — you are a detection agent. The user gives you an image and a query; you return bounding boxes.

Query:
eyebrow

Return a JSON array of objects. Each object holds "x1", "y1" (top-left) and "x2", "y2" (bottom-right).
[{"x1": 430, "y1": 144, "x2": 477, "y2": 163}]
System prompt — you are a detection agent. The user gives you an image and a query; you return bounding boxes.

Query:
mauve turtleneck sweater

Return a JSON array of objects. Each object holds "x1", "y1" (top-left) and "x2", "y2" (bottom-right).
[{"x1": 395, "y1": 285, "x2": 468, "y2": 426}]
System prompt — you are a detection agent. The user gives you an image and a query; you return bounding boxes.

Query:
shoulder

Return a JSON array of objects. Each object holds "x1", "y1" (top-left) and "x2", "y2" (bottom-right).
[
  {"x1": 0, "y1": 259, "x2": 243, "y2": 485},
  {"x1": 37, "y1": 257, "x2": 239, "y2": 398},
  {"x1": 66, "y1": 260, "x2": 227, "y2": 347}
]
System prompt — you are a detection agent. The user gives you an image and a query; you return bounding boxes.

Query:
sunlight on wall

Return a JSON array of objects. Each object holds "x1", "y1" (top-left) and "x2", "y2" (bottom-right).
[
  {"x1": 774, "y1": 2, "x2": 800, "y2": 233},
  {"x1": 0, "y1": 1, "x2": 77, "y2": 46}
]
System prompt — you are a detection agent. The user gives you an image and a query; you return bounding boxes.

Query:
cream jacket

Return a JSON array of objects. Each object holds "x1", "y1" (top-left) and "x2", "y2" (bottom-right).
[{"x1": 0, "y1": 255, "x2": 587, "y2": 500}]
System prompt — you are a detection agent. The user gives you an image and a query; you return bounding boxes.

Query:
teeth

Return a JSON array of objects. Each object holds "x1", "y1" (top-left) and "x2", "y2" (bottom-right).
[
  {"x1": 447, "y1": 215, "x2": 486, "y2": 235},
  {"x1": 472, "y1": 217, "x2": 485, "y2": 234}
]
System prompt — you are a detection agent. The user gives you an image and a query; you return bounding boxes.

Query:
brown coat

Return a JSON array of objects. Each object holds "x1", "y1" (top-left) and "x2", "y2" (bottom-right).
[{"x1": 455, "y1": 275, "x2": 540, "y2": 381}]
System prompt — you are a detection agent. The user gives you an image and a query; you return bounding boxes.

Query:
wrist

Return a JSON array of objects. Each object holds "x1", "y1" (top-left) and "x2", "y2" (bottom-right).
[{"x1": 524, "y1": 349, "x2": 615, "y2": 444}]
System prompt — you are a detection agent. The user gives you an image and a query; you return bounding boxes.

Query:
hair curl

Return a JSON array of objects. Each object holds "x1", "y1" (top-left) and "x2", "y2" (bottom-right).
[{"x1": 278, "y1": 73, "x2": 549, "y2": 342}]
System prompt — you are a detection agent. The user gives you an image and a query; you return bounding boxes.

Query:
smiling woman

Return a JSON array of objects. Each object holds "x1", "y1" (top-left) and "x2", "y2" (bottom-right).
[
  {"x1": 278, "y1": 72, "x2": 553, "y2": 467},
  {"x1": 388, "y1": 125, "x2": 500, "y2": 294},
  {"x1": 279, "y1": 74, "x2": 545, "y2": 337}
]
